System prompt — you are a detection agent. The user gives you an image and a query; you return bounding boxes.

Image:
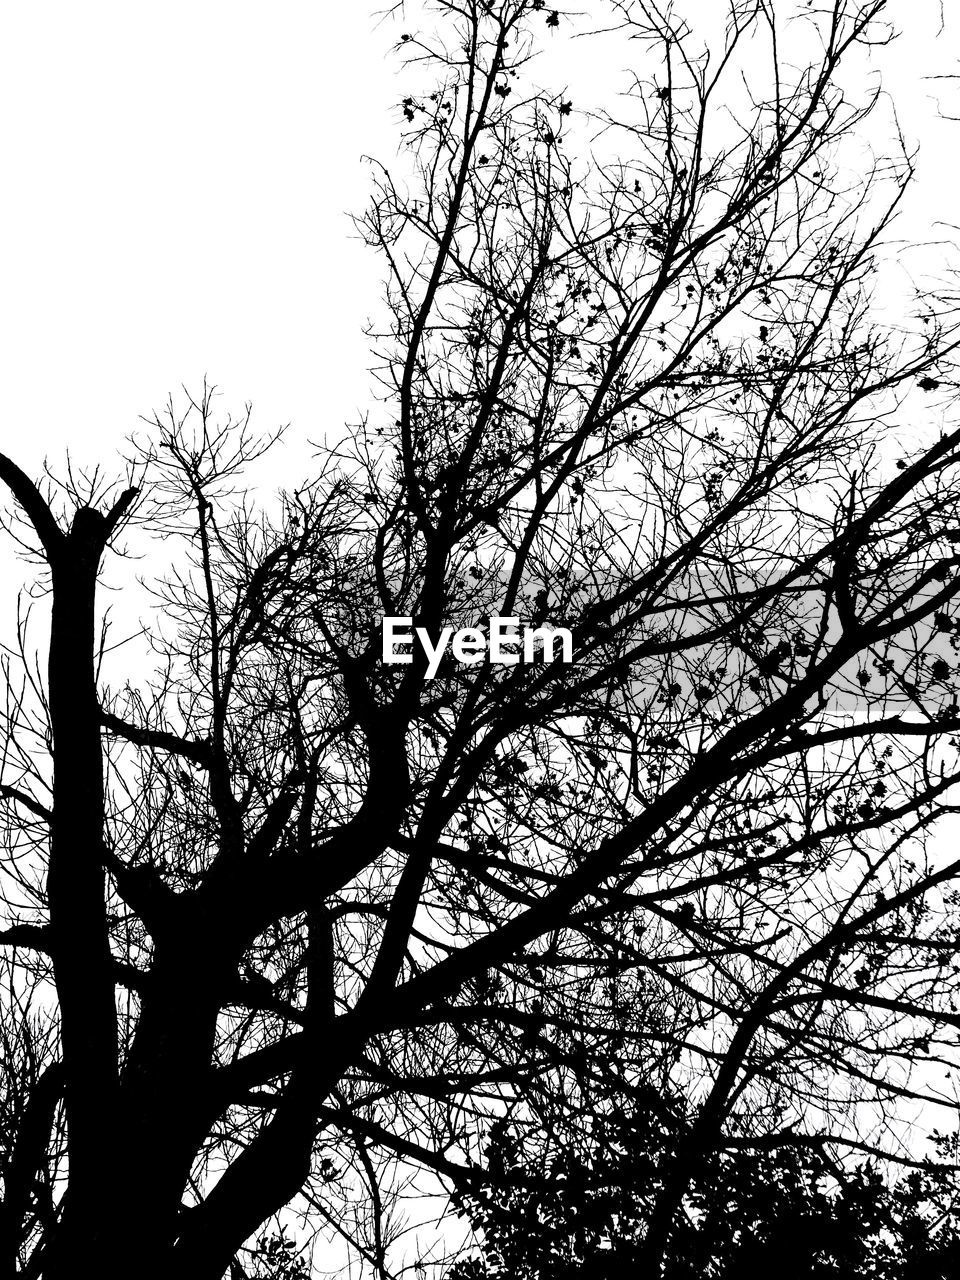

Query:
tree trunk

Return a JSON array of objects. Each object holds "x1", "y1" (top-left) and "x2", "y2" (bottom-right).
[{"x1": 40, "y1": 512, "x2": 123, "y2": 1276}]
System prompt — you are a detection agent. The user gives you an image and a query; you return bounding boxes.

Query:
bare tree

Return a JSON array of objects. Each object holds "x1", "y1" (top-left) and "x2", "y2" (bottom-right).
[{"x1": 1, "y1": 1, "x2": 960, "y2": 1276}]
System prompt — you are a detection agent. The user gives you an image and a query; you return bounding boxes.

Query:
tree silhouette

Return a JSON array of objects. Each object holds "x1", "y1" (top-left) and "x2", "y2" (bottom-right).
[
  {"x1": 448, "y1": 1099, "x2": 960, "y2": 1279},
  {"x1": 1, "y1": 1, "x2": 960, "y2": 1277}
]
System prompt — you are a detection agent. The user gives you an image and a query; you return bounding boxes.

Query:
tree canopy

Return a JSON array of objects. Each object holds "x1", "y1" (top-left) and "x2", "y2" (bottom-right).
[
  {"x1": 449, "y1": 1099, "x2": 960, "y2": 1279},
  {"x1": 1, "y1": 2, "x2": 960, "y2": 1277}
]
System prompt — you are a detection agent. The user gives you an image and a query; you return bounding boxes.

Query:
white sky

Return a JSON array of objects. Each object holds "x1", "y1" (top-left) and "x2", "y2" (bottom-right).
[
  {"x1": 0, "y1": 3, "x2": 398, "y2": 487},
  {"x1": 0, "y1": 1, "x2": 957, "y2": 493}
]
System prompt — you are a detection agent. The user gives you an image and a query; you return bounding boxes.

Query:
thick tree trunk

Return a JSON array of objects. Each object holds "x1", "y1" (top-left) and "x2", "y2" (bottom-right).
[
  {"x1": 40, "y1": 514, "x2": 123, "y2": 1276},
  {"x1": 34, "y1": 506, "x2": 197, "y2": 1279}
]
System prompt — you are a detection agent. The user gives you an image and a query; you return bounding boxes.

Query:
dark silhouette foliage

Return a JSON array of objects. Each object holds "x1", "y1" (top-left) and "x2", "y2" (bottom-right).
[{"x1": 450, "y1": 1105, "x2": 960, "y2": 1279}]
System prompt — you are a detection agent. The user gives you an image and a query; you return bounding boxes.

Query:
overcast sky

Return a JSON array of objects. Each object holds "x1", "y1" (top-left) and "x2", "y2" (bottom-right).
[
  {"x1": 0, "y1": 1, "x2": 957, "y2": 487},
  {"x1": 0, "y1": 3, "x2": 398, "y2": 486}
]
